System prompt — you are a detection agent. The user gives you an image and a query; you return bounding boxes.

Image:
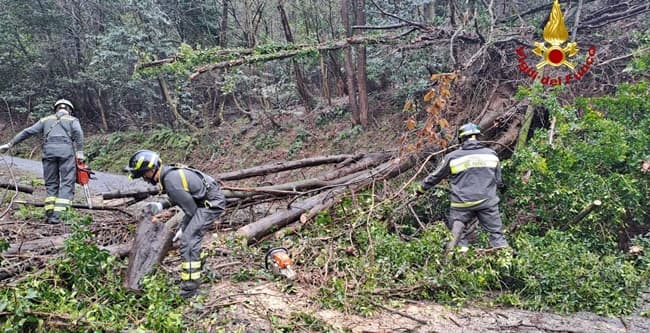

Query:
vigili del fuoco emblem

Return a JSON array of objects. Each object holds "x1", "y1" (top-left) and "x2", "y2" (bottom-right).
[{"x1": 516, "y1": 0, "x2": 596, "y2": 85}]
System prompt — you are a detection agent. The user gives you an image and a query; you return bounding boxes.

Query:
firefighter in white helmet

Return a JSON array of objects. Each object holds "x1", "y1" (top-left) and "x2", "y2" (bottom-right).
[{"x1": 0, "y1": 99, "x2": 85, "y2": 224}]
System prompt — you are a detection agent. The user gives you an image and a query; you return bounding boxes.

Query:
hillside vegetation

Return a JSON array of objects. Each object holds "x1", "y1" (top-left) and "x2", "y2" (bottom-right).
[
  {"x1": 1, "y1": 0, "x2": 649, "y2": 331},
  {"x1": 1, "y1": 81, "x2": 648, "y2": 332}
]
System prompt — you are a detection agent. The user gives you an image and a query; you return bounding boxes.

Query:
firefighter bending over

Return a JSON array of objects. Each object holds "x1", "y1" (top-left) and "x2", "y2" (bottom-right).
[
  {"x1": 125, "y1": 150, "x2": 225, "y2": 298},
  {"x1": 416, "y1": 123, "x2": 509, "y2": 252},
  {"x1": 0, "y1": 99, "x2": 84, "y2": 224}
]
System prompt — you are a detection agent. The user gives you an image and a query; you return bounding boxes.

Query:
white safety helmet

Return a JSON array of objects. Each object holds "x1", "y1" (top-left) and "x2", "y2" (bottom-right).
[{"x1": 54, "y1": 99, "x2": 74, "y2": 111}]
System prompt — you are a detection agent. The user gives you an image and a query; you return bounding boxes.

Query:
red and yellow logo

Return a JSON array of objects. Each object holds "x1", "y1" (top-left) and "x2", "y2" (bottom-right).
[{"x1": 516, "y1": 0, "x2": 596, "y2": 85}]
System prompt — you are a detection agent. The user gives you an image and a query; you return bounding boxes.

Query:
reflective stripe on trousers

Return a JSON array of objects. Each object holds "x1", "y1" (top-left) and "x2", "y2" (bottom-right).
[
  {"x1": 178, "y1": 207, "x2": 224, "y2": 282},
  {"x1": 44, "y1": 196, "x2": 56, "y2": 213},
  {"x1": 53, "y1": 198, "x2": 72, "y2": 213},
  {"x1": 180, "y1": 261, "x2": 202, "y2": 281}
]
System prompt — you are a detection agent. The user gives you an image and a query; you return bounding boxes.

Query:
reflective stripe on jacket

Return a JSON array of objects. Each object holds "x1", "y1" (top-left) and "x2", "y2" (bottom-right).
[
  {"x1": 421, "y1": 139, "x2": 502, "y2": 209},
  {"x1": 159, "y1": 164, "x2": 226, "y2": 220}
]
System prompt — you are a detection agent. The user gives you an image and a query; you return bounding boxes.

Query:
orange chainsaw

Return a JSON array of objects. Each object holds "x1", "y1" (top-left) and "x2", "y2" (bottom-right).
[
  {"x1": 76, "y1": 160, "x2": 95, "y2": 208},
  {"x1": 265, "y1": 247, "x2": 296, "y2": 280}
]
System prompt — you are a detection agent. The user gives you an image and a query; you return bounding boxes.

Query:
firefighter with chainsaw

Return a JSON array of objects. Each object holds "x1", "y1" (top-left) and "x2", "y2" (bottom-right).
[
  {"x1": 0, "y1": 99, "x2": 84, "y2": 224},
  {"x1": 125, "y1": 149, "x2": 225, "y2": 298},
  {"x1": 416, "y1": 123, "x2": 509, "y2": 252}
]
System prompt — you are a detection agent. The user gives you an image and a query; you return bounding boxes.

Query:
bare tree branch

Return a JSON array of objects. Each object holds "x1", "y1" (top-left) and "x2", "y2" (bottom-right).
[{"x1": 368, "y1": 0, "x2": 429, "y2": 31}]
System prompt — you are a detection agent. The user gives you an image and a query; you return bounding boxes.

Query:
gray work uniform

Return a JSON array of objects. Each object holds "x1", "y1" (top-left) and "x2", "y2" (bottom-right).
[
  {"x1": 158, "y1": 164, "x2": 225, "y2": 291},
  {"x1": 8, "y1": 110, "x2": 84, "y2": 217},
  {"x1": 421, "y1": 139, "x2": 508, "y2": 248}
]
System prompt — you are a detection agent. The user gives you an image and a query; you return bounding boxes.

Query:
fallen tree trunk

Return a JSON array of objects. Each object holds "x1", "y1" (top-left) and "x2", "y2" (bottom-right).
[
  {"x1": 3, "y1": 235, "x2": 66, "y2": 255},
  {"x1": 101, "y1": 241, "x2": 132, "y2": 258},
  {"x1": 12, "y1": 200, "x2": 131, "y2": 215},
  {"x1": 101, "y1": 187, "x2": 160, "y2": 200},
  {"x1": 215, "y1": 154, "x2": 359, "y2": 181},
  {"x1": 230, "y1": 152, "x2": 391, "y2": 195},
  {"x1": 237, "y1": 155, "x2": 416, "y2": 244},
  {"x1": 101, "y1": 153, "x2": 390, "y2": 205},
  {"x1": 0, "y1": 182, "x2": 34, "y2": 194}
]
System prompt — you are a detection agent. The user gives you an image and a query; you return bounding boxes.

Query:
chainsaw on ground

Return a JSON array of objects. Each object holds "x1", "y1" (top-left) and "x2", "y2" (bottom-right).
[
  {"x1": 265, "y1": 247, "x2": 296, "y2": 280},
  {"x1": 76, "y1": 160, "x2": 95, "y2": 208}
]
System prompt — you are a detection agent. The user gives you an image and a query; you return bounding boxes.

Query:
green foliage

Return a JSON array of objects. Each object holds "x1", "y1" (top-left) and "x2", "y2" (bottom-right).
[
  {"x1": 287, "y1": 130, "x2": 310, "y2": 158},
  {"x1": 14, "y1": 205, "x2": 45, "y2": 221},
  {"x1": 316, "y1": 106, "x2": 348, "y2": 127},
  {"x1": 511, "y1": 230, "x2": 645, "y2": 314},
  {"x1": 335, "y1": 125, "x2": 364, "y2": 143},
  {"x1": 504, "y1": 82, "x2": 649, "y2": 242},
  {"x1": 308, "y1": 192, "x2": 648, "y2": 316},
  {"x1": 313, "y1": 201, "x2": 513, "y2": 312},
  {"x1": 308, "y1": 83, "x2": 650, "y2": 316},
  {"x1": 0, "y1": 214, "x2": 184, "y2": 332},
  {"x1": 85, "y1": 126, "x2": 197, "y2": 171},
  {"x1": 253, "y1": 130, "x2": 279, "y2": 151}
]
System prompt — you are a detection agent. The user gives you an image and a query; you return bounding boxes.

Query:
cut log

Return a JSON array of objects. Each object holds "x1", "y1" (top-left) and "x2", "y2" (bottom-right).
[
  {"x1": 236, "y1": 191, "x2": 331, "y2": 244},
  {"x1": 0, "y1": 182, "x2": 34, "y2": 194},
  {"x1": 123, "y1": 208, "x2": 184, "y2": 291}
]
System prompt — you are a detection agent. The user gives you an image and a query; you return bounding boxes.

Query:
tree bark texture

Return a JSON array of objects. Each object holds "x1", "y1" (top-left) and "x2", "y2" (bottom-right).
[
  {"x1": 0, "y1": 182, "x2": 34, "y2": 194},
  {"x1": 220, "y1": 0, "x2": 229, "y2": 47},
  {"x1": 354, "y1": 0, "x2": 369, "y2": 127},
  {"x1": 341, "y1": 0, "x2": 361, "y2": 125},
  {"x1": 157, "y1": 77, "x2": 197, "y2": 131},
  {"x1": 278, "y1": 2, "x2": 315, "y2": 112}
]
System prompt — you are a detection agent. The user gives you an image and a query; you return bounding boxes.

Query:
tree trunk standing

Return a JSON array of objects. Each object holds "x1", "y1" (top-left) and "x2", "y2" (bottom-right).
[
  {"x1": 423, "y1": 1, "x2": 434, "y2": 23},
  {"x1": 157, "y1": 77, "x2": 198, "y2": 131},
  {"x1": 449, "y1": 0, "x2": 457, "y2": 27},
  {"x1": 220, "y1": 0, "x2": 229, "y2": 47},
  {"x1": 93, "y1": 88, "x2": 109, "y2": 131},
  {"x1": 571, "y1": 0, "x2": 584, "y2": 42},
  {"x1": 515, "y1": 101, "x2": 535, "y2": 152},
  {"x1": 278, "y1": 1, "x2": 315, "y2": 112},
  {"x1": 320, "y1": 53, "x2": 331, "y2": 105},
  {"x1": 341, "y1": 0, "x2": 361, "y2": 125},
  {"x1": 327, "y1": 51, "x2": 347, "y2": 96},
  {"x1": 354, "y1": 0, "x2": 369, "y2": 127}
]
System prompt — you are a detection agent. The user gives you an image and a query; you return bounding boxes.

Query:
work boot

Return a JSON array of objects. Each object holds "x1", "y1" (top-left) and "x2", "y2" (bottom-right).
[
  {"x1": 179, "y1": 281, "x2": 199, "y2": 298},
  {"x1": 44, "y1": 210, "x2": 53, "y2": 223},
  {"x1": 47, "y1": 212, "x2": 61, "y2": 224}
]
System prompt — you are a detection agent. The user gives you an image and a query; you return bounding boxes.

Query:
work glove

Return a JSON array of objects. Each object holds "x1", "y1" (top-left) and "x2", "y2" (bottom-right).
[
  {"x1": 0, "y1": 143, "x2": 12, "y2": 154},
  {"x1": 75, "y1": 151, "x2": 85, "y2": 162},
  {"x1": 144, "y1": 202, "x2": 164, "y2": 215}
]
